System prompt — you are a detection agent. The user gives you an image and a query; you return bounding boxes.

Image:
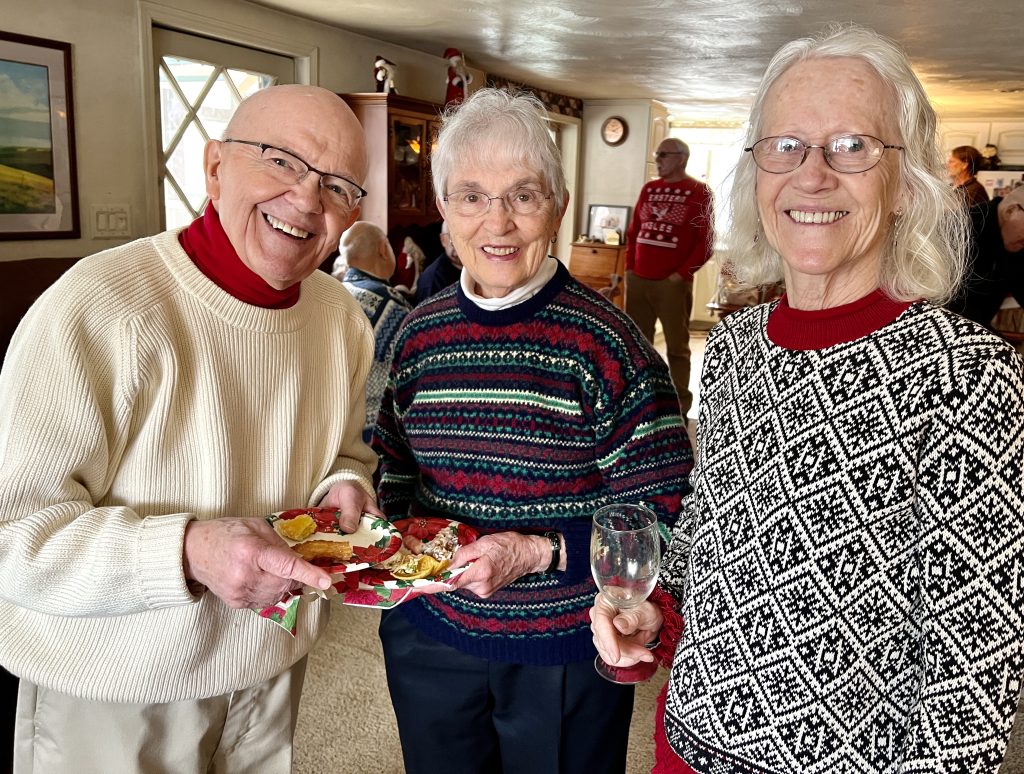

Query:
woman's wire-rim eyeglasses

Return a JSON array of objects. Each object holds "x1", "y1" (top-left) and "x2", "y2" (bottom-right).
[
  {"x1": 443, "y1": 188, "x2": 554, "y2": 217},
  {"x1": 744, "y1": 134, "x2": 904, "y2": 174}
]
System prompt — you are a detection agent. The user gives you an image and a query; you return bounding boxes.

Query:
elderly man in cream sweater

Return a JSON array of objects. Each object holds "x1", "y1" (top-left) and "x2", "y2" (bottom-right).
[{"x1": 0, "y1": 85, "x2": 378, "y2": 772}]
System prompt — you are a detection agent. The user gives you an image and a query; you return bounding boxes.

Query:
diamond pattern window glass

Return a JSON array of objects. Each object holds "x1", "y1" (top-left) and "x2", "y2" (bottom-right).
[{"x1": 152, "y1": 27, "x2": 294, "y2": 230}]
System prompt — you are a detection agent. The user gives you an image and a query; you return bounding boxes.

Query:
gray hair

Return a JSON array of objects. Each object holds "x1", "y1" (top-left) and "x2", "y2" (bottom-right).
[
  {"x1": 432, "y1": 88, "x2": 567, "y2": 215},
  {"x1": 662, "y1": 137, "x2": 690, "y2": 157},
  {"x1": 726, "y1": 23, "x2": 967, "y2": 304}
]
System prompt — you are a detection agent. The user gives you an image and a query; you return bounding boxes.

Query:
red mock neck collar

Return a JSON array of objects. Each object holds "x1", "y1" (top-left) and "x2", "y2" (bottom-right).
[
  {"x1": 766, "y1": 288, "x2": 914, "y2": 350},
  {"x1": 178, "y1": 206, "x2": 299, "y2": 309}
]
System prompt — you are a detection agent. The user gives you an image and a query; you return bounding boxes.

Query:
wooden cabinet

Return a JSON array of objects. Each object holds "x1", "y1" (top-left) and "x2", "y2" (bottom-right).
[
  {"x1": 569, "y1": 242, "x2": 627, "y2": 309},
  {"x1": 340, "y1": 93, "x2": 444, "y2": 259},
  {"x1": 938, "y1": 119, "x2": 1024, "y2": 166}
]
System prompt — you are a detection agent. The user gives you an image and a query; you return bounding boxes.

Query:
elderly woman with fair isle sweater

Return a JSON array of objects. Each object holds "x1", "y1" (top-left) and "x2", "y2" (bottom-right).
[
  {"x1": 591, "y1": 24, "x2": 1024, "y2": 774},
  {"x1": 372, "y1": 88, "x2": 693, "y2": 774}
]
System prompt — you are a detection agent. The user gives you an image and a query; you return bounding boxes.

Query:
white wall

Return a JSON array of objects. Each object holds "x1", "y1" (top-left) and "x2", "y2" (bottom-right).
[
  {"x1": 1, "y1": 0, "x2": 146, "y2": 261},
  {"x1": 0, "y1": 0, "x2": 471, "y2": 262},
  {"x1": 578, "y1": 100, "x2": 659, "y2": 237}
]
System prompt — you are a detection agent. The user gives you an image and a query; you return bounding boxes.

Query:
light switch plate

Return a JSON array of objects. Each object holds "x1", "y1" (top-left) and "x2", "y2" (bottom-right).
[{"x1": 91, "y1": 204, "x2": 132, "y2": 238}]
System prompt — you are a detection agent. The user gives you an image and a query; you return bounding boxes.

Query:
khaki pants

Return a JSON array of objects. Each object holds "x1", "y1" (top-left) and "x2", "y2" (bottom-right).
[
  {"x1": 625, "y1": 274, "x2": 695, "y2": 416},
  {"x1": 14, "y1": 658, "x2": 306, "y2": 774}
]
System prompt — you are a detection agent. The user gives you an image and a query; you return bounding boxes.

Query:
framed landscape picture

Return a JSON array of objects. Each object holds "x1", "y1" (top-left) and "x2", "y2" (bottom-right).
[{"x1": 0, "y1": 31, "x2": 79, "y2": 239}]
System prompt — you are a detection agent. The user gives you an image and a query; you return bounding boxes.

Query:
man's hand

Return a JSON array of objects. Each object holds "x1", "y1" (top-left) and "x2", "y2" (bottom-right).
[
  {"x1": 182, "y1": 518, "x2": 332, "y2": 608},
  {"x1": 589, "y1": 593, "x2": 663, "y2": 668},
  {"x1": 318, "y1": 481, "x2": 383, "y2": 533},
  {"x1": 447, "y1": 531, "x2": 552, "y2": 598}
]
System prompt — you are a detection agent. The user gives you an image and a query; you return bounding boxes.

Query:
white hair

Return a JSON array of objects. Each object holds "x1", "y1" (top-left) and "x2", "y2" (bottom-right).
[{"x1": 726, "y1": 23, "x2": 967, "y2": 303}]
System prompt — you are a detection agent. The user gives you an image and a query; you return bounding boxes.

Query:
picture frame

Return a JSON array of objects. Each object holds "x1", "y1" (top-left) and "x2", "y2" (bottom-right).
[
  {"x1": 0, "y1": 31, "x2": 80, "y2": 240},
  {"x1": 586, "y1": 204, "x2": 630, "y2": 243}
]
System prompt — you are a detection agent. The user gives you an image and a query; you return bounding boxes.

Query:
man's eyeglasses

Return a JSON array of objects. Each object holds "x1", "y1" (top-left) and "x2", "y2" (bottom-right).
[
  {"x1": 444, "y1": 188, "x2": 553, "y2": 217},
  {"x1": 653, "y1": 151, "x2": 685, "y2": 159},
  {"x1": 744, "y1": 134, "x2": 904, "y2": 174},
  {"x1": 222, "y1": 138, "x2": 367, "y2": 210}
]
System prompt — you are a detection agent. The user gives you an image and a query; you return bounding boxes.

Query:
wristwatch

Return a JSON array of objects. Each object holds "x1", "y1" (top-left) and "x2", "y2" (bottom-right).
[{"x1": 543, "y1": 531, "x2": 561, "y2": 573}]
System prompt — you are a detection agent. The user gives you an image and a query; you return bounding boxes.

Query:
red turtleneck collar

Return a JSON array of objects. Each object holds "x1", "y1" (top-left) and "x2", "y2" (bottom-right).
[
  {"x1": 178, "y1": 205, "x2": 300, "y2": 309},
  {"x1": 766, "y1": 288, "x2": 914, "y2": 350}
]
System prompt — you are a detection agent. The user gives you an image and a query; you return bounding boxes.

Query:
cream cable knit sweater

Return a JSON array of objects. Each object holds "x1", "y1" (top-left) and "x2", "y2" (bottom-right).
[{"x1": 0, "y1": 231, "x2": 376, "y2": 703}]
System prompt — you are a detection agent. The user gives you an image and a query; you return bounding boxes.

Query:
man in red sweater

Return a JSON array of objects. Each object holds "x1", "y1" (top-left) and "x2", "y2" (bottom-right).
[{"x1": 625, "y1": 138, "x2": 714, "y2": 416}]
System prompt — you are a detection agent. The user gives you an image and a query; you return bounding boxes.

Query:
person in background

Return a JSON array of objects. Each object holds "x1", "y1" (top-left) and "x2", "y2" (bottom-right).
[
  {"x1": 592, "y1": 24, "x2": 1024, "y2": 774},
  {"x1": 624, "y1": 137, "x2": 714, "y2": 417},
  {"x1": 0, "y1": 85, "x2": 380, "y2": 773},
  {"x1": 333, "y1": 221, "x2": 413, "y2": 441},
  {"x1": 947, "y1": 144, "x2": 990, "y2": 206},
  {"x1": 414, "y1": 219, "x2": 463, "y2": 304},
  {"x1": 373, "y1": 88, "x2": 693, "y2": 774},
  {"x1": 947, "y1": 183, "x2": 1024, "y2": 327}
]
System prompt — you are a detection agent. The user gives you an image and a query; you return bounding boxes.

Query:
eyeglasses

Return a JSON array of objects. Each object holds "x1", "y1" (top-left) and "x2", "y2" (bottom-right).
[
  {"x1": 443, "y1": 188, "x2": 553, "y2": 217},
  {"x1": 653, "y1": 151, "x2": 686, "y2": 159},
  {"x1": 745, "y1": 134, "x2": 903, "y2": 174},
  {"x1": 222, "y1": 138, "x2": 367, "y2": 210}
]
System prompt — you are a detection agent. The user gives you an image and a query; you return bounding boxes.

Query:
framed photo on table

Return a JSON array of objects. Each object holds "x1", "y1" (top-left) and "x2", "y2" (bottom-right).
[
  {"x1": 586, "y1": 204, "x2": 630, "y2": 243},
  {"x1": 0, "y1": 31, "x2": 79, "y2": 240}
]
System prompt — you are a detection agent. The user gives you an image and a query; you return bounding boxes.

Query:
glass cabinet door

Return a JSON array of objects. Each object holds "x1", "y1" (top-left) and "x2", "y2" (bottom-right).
[
  {"x1": 425, "y1": 120, "x2": 441, "y2": 219},
  {"x1": 390, "y1": 116, "x2": 426, "y2": 212}
]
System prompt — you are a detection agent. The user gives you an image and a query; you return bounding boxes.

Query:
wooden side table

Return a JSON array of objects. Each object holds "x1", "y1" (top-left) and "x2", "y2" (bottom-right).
[{"x1": 568, "y1": 242, "x2": 627, "y2": 309}]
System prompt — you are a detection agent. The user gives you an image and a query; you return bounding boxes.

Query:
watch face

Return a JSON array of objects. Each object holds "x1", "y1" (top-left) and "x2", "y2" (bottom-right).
[{"x1": 602, "y1": 116, "x2": 627, "y2": 146}]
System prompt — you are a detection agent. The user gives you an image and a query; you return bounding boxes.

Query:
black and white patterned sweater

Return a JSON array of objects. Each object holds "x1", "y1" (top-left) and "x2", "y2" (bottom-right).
[{"x1": 661, "y1": 300, "x2": 1024, "y2": 773}]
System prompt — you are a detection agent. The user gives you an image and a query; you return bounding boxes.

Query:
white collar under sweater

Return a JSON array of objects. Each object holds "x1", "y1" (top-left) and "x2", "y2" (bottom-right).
[{"x1": 459, "y1": 255, "x2": 559, "y2": 311}]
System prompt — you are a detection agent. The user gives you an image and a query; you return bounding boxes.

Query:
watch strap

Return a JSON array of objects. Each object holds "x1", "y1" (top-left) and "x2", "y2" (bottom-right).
[{"x1": 543, "y1": 530, "x2": 561, "y2": 574}]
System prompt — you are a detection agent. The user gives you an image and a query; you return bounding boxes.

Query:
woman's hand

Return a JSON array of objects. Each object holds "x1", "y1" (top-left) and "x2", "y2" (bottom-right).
[
  {"x1": 446, "y1": 530, "x2": 551, "y2": 598},
  {"x1": 319, "y1": 481, "x2": 383, "y2": 532},
  {"x1": 589, "y1": 593, "x2": 664, "y2": 668}
]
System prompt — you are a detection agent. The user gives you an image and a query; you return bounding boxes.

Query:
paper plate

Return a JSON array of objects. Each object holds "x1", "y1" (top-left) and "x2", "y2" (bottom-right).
[
  {"x1": 358, "y1": 517, "x2": 480, "y2": 590},
  {"x1": 267, "y1": 508, "x2": 402, "y2": 574}
]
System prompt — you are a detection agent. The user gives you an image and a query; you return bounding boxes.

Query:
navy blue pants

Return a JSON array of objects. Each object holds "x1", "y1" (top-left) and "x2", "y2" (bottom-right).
[{"x1": 378, "y1": 610, "x2": 635, "y2": 774}]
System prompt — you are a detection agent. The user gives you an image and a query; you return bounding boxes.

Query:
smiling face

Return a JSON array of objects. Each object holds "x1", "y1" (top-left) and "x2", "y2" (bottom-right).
[
  {"x1": 440, "y1": 157, "x2": 565, "y2": 298},
  {"x1": 756, "y1": 57, "x2": 905, "y2": 307},
  {"x1": 204, "y1": 86, "x2": 366, "y2": 290}
]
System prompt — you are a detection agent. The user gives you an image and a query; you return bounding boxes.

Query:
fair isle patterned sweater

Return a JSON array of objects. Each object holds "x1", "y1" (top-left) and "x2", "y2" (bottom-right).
[
  {"x1": 373, "y1": 262, "x2": 693, "y2": 666},
  {"x1": 660, "y1": 299, "x2": 1024, "y2": 773},
  {"x1": 339, "y1": 267, "x2": 412, "y2": 438}
]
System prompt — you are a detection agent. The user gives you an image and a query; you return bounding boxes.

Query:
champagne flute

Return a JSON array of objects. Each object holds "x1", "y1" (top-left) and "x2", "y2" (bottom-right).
[{"x1": 590, "y1": 503, "x2": 661, "y2": 684}]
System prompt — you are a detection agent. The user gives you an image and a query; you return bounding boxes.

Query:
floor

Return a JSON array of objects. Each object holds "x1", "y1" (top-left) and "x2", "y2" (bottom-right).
[{"x1": 651, "y1": 322, "x2": 707, "y2": 446}]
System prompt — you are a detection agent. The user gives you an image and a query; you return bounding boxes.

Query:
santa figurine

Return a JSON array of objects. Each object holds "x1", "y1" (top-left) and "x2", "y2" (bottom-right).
[
  {"x1": 374, "y1": 55, "x2": 398, "y2": 94},
  {"x1": 443, "y1": 47, "x2": 472, "y2": 107}
]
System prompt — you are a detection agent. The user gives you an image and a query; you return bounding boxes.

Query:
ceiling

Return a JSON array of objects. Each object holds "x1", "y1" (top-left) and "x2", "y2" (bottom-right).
[{"x1": 251, "y1": 0, "x2": 1024, "y2": 124}]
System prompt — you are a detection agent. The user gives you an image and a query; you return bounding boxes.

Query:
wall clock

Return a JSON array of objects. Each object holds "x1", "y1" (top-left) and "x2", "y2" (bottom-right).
[{"x1": 601, "y1": 116, "x2": 628, "y2": 146}]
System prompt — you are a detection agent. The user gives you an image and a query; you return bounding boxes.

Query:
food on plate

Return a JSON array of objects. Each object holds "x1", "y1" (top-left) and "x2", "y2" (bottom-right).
[
  {"x1": 387, "y1": 553, "x2": 444, "y2": 581},
  {"x1": 292, "y1": 539, "x2": 354, "y2": 563},
  {"x1": 378, "y1": 524, "x2": 462, "y2": 580},
  {"x1": 273, "y1": 512, "x2": 317, "y2": 541},
  {"x1": 421, "y1": 525, "x2": 460, "y2": 563}
]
